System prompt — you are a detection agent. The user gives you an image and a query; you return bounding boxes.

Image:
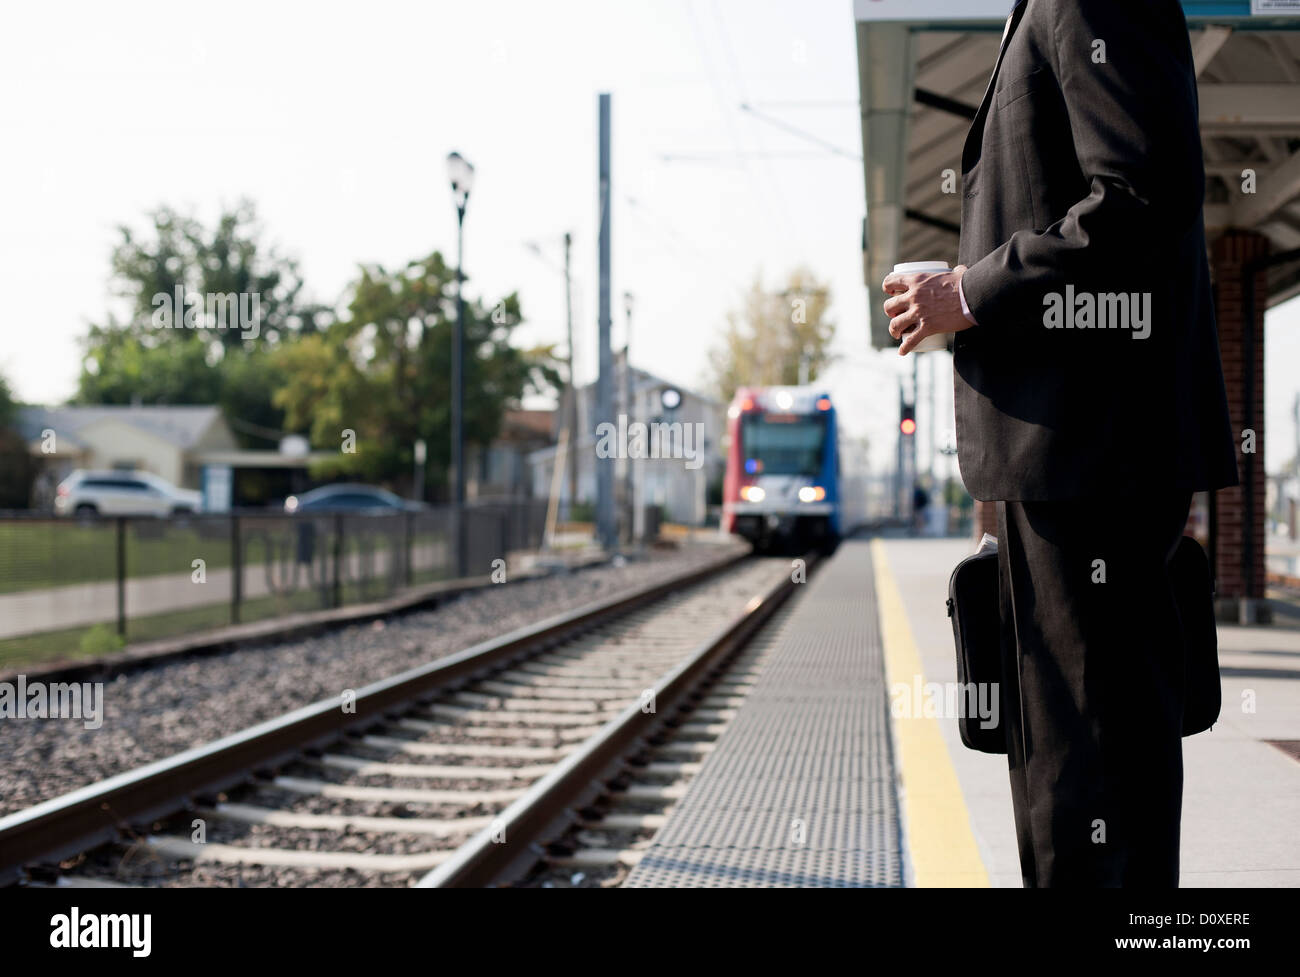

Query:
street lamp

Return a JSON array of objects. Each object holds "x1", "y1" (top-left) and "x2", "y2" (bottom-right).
[{"x1": 447, "y1": 151, "x2": 474, "y2": 573}]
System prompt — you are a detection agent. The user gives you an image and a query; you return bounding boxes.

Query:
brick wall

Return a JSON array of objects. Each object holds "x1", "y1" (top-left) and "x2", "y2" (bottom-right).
[{"x1": 1210, "y1": 229, "x2": 1269, "y2": 603}]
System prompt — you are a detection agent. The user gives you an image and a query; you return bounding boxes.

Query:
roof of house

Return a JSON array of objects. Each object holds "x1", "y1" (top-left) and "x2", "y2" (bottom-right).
[
  {"x1": 17, "y1": 405, "x2": 227, "y2": 450},
  {"x1": 501, "y1": 409, "x2": 555, "y2": 441}
]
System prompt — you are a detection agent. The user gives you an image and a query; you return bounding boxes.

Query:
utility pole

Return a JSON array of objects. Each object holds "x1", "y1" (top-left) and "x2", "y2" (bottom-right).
[
  {"x1": 595, "y1": 93, "x2": 616, "y2": 550},
  {"x1": 896, "y1": 382, "x2": 905, "y2": 521},
  {"x1": 911, "y1": 352, "x2": 920, "y2": 490},
  {"x1": 623, "y1": 291, "x2": 635, "y2": 544},
  {"x1": 564, "y1": 231, "x2": 578, "y2": 522},
  {"x1": 927, "y1": 352, "x2": 935, "y2": 479}
]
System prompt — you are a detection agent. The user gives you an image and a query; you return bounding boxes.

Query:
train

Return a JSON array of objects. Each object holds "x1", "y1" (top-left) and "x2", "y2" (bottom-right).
[{"x1": 722, "y1": 386, "x2": 867, "y2": 551}]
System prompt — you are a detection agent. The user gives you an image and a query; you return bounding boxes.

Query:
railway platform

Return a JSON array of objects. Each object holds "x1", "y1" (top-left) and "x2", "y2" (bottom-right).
[
  {"x1": 625, "y1": 534, "x2": 1300, "y2": 888},
  {"x1": 624, "y1": 539, "x2": 907, "y2": 887}
]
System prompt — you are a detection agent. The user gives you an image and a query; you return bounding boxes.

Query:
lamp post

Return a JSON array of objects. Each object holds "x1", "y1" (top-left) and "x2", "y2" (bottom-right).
[{"x1": 447, "y1": 150, "x2": 474, "y2": 574}]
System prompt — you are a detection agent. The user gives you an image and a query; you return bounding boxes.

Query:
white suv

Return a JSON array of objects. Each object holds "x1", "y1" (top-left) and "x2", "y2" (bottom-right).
[{"x1": 54, "y1": 470, "x2": 204, "y2": 517}]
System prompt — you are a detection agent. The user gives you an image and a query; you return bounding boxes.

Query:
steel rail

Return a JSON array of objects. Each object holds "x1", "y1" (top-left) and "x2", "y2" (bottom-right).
[
  {"x1": 418, "y1": 551, "x2": 816, "y2": 888},
  {"x1": 0, "y1": 548, "x2": 749, "y2": 886}
]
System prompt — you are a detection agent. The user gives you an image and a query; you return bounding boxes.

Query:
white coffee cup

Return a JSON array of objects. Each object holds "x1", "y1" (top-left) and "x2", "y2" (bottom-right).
[{"x1": 890, "y1": 261, "x2": 951, "y2": 352}]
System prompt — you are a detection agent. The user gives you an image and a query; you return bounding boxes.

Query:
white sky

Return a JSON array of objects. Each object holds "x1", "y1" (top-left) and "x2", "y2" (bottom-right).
[{"x1": 2, "y1": 0, "x2": 1298, "y2": 477}]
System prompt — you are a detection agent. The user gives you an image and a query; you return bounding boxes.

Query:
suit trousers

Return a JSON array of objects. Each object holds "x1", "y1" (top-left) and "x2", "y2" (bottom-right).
[{"x1": 996, "y1": 493, "x2": 1192, "y2": 887}]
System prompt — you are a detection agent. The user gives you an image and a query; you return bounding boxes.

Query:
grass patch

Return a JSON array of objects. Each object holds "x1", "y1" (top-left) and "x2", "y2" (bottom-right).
[
  {"x1": 0, "y1": 564, "x2": 456, "y2": 671},
  {"x1": 0, "y1": 520, "x2": 430, "y2": 595}
]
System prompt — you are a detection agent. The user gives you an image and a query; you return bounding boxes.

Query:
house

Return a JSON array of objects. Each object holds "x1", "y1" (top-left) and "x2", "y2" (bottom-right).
[
  {"x1": 467, "y1": 408, "x2": 555, "y2": 499},
  {"x1": 18, "y1": 405, "x2": 332, "y2": 510},
  {"x1": 20, "y1": 405, "x2": 237, "y2": 491},
  {"x1": 528, "y1": 358, "x2": 725, "y2": 531}
]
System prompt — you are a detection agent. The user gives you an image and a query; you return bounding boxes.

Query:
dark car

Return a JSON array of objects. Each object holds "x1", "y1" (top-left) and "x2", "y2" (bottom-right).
[{"x1": 284, "y1": 484, "x2": 425, "y2": 514}]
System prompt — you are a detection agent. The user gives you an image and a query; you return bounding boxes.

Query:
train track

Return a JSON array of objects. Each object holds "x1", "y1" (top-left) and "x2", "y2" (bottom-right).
[
  {"x1": 496, "y1": 579, "x2": 801, "y2": 889},
  {"x1": 1, "y1": 549, "x2": 811, "y2": 888}
]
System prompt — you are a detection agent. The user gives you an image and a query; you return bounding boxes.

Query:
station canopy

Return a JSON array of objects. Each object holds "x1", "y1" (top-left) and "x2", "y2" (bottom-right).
[{"x1": 856, "y1": 0, "x2": 1300, "y2": 348}]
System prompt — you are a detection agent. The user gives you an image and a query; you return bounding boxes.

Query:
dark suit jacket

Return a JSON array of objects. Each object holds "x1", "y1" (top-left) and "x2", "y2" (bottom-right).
[{"x1": 956, "y1": 0, "x2": 1239, "y2": 501}]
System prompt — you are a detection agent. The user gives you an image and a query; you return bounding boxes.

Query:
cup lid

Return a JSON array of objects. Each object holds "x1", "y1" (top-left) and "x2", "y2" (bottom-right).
[{"x1": 892, "y1": 261, "x2": 950, "y2": 273}]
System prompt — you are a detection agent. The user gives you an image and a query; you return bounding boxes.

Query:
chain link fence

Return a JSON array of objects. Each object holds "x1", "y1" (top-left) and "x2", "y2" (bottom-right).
[{"x1": 0, "y1": 501, "x2": 549, "y2": 669}]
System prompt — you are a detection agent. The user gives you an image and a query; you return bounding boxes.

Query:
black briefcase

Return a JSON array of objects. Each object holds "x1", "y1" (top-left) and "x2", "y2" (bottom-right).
[
  {"x1": 946, "y1": 538, "x2": 1005, "y2": 753},
  {"x1": 945, "y1": 535, "x2": 1221, "y2": 755}
]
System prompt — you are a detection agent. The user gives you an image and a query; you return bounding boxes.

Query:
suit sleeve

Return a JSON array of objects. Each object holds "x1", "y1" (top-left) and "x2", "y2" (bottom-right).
[{"x1": 959, "y1": 0, "x2": 1205, "y2": 333}]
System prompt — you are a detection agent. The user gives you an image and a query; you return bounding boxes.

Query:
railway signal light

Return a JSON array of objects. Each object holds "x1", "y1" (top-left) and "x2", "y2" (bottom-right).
[{"x1": 900, "y1": 403, "x2": 916, "y2": 437}]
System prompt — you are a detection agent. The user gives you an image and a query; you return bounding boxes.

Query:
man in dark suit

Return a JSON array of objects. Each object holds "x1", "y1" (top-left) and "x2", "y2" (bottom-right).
[{"x1": 882, "y1": 0, "x2": 1239, "y2": 887}]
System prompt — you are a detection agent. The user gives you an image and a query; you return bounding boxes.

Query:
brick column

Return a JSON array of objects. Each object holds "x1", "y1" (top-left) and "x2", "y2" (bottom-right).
[{"x1": 1210, "y1": 229, "x2": 1269, "y2": 622}]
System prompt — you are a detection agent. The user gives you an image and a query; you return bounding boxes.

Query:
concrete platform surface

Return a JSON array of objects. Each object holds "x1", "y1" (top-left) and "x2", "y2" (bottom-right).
[{"x1": 875, "y1": 535, "x2": 1300, "y2": 888}]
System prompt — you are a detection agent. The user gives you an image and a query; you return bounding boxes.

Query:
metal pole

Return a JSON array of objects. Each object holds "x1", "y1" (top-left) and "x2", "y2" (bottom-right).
[
  {"x1": 453, "y1": 211, "x2": 467, "y2": 574},
  {"x1": 564, "y1": 231, "x2": 578, "y2": 523},
  {"x1": 911, "y1": 352, "x2": 920, "y2": 494},
  {"x1": 927, "y1": 352, "x2": 935, "y2": 478},
  {"x1": 623, "y1": 296, "x2": 634, "y2": 544},
  {"x1": 404, "y1": 510, "x2": 414, "y2": 587},
  {"x1": 453, "y1": 214, "x2": 465, "y2": 508},
  {"x1": 596, "y1": 92, "x2": 616, "y2": 550},
  {"x1": 895, "y1": 385, "x2": 904, "y2": 522},
  {"x1": 1243, "y1": 258, "x2": 1256, "y2": 609},
  {"x1": 230, "y1": 514, "x2": 242, "y2": 624},
  {"x1": 116, "y1": 517, "x2": 127, "y2": 637},
  {"x1": 332, "y1": 512, "x2": 344, "y2": 608}
]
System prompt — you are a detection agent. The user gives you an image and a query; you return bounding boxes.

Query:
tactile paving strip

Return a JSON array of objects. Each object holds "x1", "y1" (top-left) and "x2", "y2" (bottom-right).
[{"x1": 622, "y1": 541, "x2": 903, "y2": 887}]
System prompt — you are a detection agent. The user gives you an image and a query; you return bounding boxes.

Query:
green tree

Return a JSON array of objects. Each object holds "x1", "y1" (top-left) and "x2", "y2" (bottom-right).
[
  {"x1": 708, "y1": 268, "x2": 837, "y2": 404},
  {"x1": 79, "y1": 322, "x2": 223, "y2": 406},
  {"x1": 103, "y1": 200, "x2": 310, "y2": 345},
  {"x1": 0, "y1": 374, "x2": 37, "y2": 508},
  {"x1": 273, "y1": 252, "x2": 560, "y2": 497},
  {"x1": 76, "y1": 202, "x2": 319, "y2": 446}
]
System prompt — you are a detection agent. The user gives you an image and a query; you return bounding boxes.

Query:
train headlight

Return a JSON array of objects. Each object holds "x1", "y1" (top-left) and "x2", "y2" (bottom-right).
[
  {"x1": 798, "y1": 486, "x2": 826, "y2": 503},
  {"x1": 741, "y1": 486, "x2": 766, "y2": 503}
]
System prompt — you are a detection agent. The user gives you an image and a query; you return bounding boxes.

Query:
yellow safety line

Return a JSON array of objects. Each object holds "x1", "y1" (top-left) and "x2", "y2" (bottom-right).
[{"x1": 871, "y1": 538, "x2": 989, "y2": 888}]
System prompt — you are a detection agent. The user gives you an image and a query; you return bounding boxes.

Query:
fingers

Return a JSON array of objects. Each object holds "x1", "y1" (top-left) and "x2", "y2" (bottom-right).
[
  {"x1": 882, "y1": 290, "x2": 911, "y2": 319},
  {"x1": 897, "y1": 320, "x2": 927, "y2": 356},
  {"x1": 881, "y1": 272, "x2": 911, "y2": 295},
  {"x1": 888, "y1": 306, "x2": 919, "y2": 340}
]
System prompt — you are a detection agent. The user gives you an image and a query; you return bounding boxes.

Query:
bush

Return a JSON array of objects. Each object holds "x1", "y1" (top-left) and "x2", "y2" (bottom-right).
[
  {"x1": 567, "y1": 501, "x2": 596, "y2": 523},
  {"x1": 79, "y1": 624, "x2": 125, "y2": 657}
]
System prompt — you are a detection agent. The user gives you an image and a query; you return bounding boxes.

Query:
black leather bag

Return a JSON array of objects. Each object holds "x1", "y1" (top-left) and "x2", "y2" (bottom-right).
[
  {"x1": 946, "y1": 535, "x2": 1221, "y2": 755},
  {"x1": 946, "y1": 542, "x2": 1005, "y2": 753}
]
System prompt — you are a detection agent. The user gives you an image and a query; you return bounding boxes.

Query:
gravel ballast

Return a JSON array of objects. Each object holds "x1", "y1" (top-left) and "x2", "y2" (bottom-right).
[{"x1": 0, "y1": 544, "x2": 741, "y2": 817}]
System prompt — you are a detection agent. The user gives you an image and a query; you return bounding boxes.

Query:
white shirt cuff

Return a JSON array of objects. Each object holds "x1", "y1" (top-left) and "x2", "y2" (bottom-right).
[{"x1": 958, "y1": 277, "x2": 977, "y2": 326}]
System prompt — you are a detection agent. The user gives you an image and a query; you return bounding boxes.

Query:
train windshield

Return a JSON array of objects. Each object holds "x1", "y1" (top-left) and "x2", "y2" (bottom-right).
[{"x1": 741, "y1": 414, "x2": 826, "y2": 476}]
